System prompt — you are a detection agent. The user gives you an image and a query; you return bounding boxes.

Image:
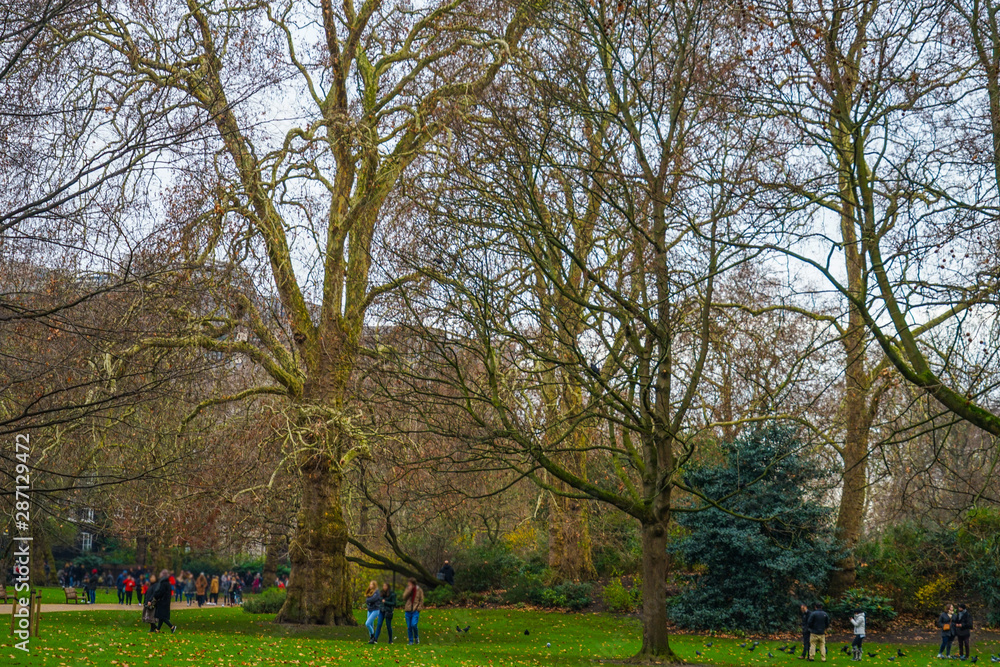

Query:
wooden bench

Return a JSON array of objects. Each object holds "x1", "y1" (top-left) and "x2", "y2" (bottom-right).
[
  {"x1": 64, "y1": 587, "x2": 85, "y2": 604},
  {"x1": 0, "y1": 586, "x2": 12, "y2": 604}
]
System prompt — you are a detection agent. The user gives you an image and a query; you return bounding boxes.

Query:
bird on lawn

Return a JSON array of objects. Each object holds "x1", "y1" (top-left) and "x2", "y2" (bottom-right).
[
  {"x1": 899, "y1": 650, "x2": 907, "y2": 657},
  {"x1": 843, "y1": 646, "x2": 851, "y2": 654},
  {"x1": 696, "y1": 651, "x2": 703, "y2": 656},
  {"x1": 754, "y1": 642, "x2": 761, "y2": 647},
  {"x1": 463, "y1": 626, "x2": 470, "y2": 633},
  {"x1": 741, "y1": 643, "x2": 747, "y2": 648},
  {"x1": 524, "y1": 630, "x2": 529, "y2": 635},
  {"x1": 779, "y1": 646, "x2": 788, "y2": 652},
  {"x1": 869, "y1": 653, "x2": 878, "y2": 658},
  {"x1": 706, "y1": 642, "x2": 714, "y2": 648},
  {"x1": 456, "y1": 626, "x2": 462, "y2": 632},
  {"x1": 889, "y1": 657, "x2": 896, "y2": 662},
  {"x1": 970, "y1": 657, "x2": 978, "y2": 664},
  {"x1": 988, "y1": 656, "x2": 999, "y2": 663},
  {"x1": 769, "y1": 652, "x2": 775, "y2": 657}
]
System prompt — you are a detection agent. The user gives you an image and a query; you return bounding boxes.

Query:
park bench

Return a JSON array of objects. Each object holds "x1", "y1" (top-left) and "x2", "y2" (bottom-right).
[
  {"x1": 0, "y1": 586, "x2": 12, "y2": 604},
  {"x1": 64, "y1": 587, "x2": 85, "y2": 604}
]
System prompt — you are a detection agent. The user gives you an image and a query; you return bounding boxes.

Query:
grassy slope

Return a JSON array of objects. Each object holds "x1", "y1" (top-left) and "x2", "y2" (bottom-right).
[{"x1": 2, "y1": 605, "x2": 998, "y2": 667}]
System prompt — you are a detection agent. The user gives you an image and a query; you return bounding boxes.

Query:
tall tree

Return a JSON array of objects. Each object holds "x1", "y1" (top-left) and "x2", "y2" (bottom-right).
[
  {"x1": 388, "y1": 0, "x2": 759, "y2": 657},
  {"x1": 78, "y1": 0, "x2": 548, "y2": 624}
]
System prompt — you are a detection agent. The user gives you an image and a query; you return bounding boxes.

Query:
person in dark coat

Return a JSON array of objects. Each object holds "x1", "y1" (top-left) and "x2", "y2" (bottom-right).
[
  {"x1": 373, "y1": 582, "x2": 397, "y2": 644},
  {"x1": 806, "y1": 602, "x2": 831, "y2": 662},
  {"x1": 937, "y1": 603, "x2": 955, "y2": 658},
  {"x1": 799, "y1": 603, "x2": 811, "y2": 659},
  {"x1": 437, "y1": 560, "x2": 455, "y2": 586},
  {"x1": 954, "y1": 603, "x2": 973, "y2": 659},
  {"x1": 148, "y1": 569, "x2": 177, "y2": 633}
]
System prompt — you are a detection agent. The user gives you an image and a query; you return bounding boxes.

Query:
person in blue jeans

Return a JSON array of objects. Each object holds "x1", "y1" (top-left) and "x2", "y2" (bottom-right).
[
  {"x1": 373, "y1": 582, "x2": 397, "y2": 644},
  {"x1": 364, "y1": 581, "x2": 381, "y2": 643},
  {"x1": 937, "y1": 604, "x2": 955, "y2": 658},
  {"x1": 402, "y1": 578, "x2": 424, "y2": 645}
]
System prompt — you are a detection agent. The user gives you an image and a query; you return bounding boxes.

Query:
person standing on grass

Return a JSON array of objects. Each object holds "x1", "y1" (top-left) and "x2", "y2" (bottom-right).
[
  {"x1": 210, "y1": 575, "x2": 220, "y2": 605},
  {"x1": 364, "y1": 581, "x2": 381, "y2": 643},
  {"x1": 373, "y1": 582, "x2": 397, "y2": 644},
  {"x1": 806, "y1": 601, "x2": 831, "y2": 662},
  {"x1": 954, "y1": 603, "x2": 973, "y2": 659},
  {"x1": 183, "y1": 572, "x2": 195, "y2": 605},
  {"x1": 850, "y1": 609, "x2": 866, "y2": 661},
  {"x1": 220, "y1": 572, "x2": 231, "y2": 607},
  {"x1": 937, "y1": 603, "x2": 955, "y2": 658},
  {"x1": 117, "y1": 570, "x2": 126, "y2": 605},
  {"x1": 195, "y1": 572, "x2": 208, "y2": 607},
  {"x1": 798, "y1": 603, "x2": 811, "y2": 659},
  {"x1": 146, "y1": 569, "x2": 177, "y2": 633},
  {"x1": 124, "y1": 573, "x2": 136, "y2": 605},
  {"x1": 403, "y1": 578, "x2": 424, "y2": 645}
]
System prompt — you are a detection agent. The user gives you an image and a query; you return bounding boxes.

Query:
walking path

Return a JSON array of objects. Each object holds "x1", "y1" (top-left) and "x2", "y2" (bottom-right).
[{"x1": 0, "y1": 602, "x2": 235, "y2": 614}]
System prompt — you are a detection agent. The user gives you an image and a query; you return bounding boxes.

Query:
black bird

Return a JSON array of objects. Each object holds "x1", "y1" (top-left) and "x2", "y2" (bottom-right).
[
  {"x1": 456, "y1": 626, "x2": 462, "y2": 632},
  {"x1": 463, "y1": 626, "x2": 470, "y2": 633},
  {"x1": 749, "y1": 646, "x2": 757, "y2": 652},
  {"x1": 778, "y1": 646, "x2": 788, "y2": 652},
  {"x1": 889, "y1": 657, "x2": 896, "y2": 662},
  {"x1": 741, "y1": 643, "x2": 747, "y2": 648},
  {"x1": 706, "y1": 642, "x2": 714, "y2": 648},
  {"x1": 842, "y1": 646, "x2": 851, "y2": 654},
  {"x1": 524, "y1": 630, "x2": 530, "y2": 635},
  {"x1": 590, "y1": 363, "x2": 601, "y2": 376},
  {"x1": 899, "y1": 650, "x2": 907, "y2": 657},
  {"x1": 696, "y1": 651, "x2": 703, "y2": 656},
  {"x1": 869, "y1": 652, "x2": 878, "y2": 658},
  {"x1": 769, "y1": 652, "x2": 775, "y2": 658},
  {"x1": 971, "y1": 657, "x2": 978, "y2": 664}
]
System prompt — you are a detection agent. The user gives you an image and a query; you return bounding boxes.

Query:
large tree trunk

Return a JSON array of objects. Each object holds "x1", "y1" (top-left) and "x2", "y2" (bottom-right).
[
  {"x1": 276, "y1": 452, "x2": 355, "y2": 625},
  {"x1": 636, "y1": 520, "x2": 679, "y2": 663}
]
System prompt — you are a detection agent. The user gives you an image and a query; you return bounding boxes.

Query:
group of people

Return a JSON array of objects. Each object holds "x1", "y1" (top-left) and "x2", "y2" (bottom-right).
[
  {"x1": 364, "y1": 579, "x2": 424, "y2": 645},
  {"x1": 937, "y1": 603, "x2": 975, "y2": 659},
  {"x1": 170, "y1": 571, "x2": 245, "y2": 607},
  {"x1": 797, "y1": 600, "x2": 978, "y2": 662}
]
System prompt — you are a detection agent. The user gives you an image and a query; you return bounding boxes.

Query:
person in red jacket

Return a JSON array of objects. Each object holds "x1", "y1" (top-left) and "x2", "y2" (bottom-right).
[{"x1": 124, "y1": 574, "x2": 136, "y2": 606}]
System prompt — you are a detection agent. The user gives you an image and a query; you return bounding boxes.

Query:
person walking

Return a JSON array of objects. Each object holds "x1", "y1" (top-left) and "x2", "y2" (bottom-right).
[
  {"x1": 954, "y1": 603, "x2": 973, "y2": 659},
  {"x1": 209, "y1": 575, "x2": 220, "y2": 605},
  {"x1": 806, "y1": 601, "x2": 831, "y2": 662},
  {"x1": 183, "y1": 573, "x2": 196, "y2": 605},
  {"x1": 850, "y1": 609, "x2": 866, "y2": 661},
  {"x1": 373, "y1": 582, "x2": 397, "y2": 644},
  {"x1": 364, "y1": 581, "x2": 381, "y2": 643},
  {"x1": 146, "y1": 569, "x2": 177, "y2": 633},
  {"x1": 402, "y1": 578, "x2": 424, "y2": 645},
  {"x1": 798, "y1": 603, "x2": 811, "y2": 659},
  {"x1": 195, "y1": 572, "x2": 208, "y2": 608},
  {"x1": 937, "y1": 603, "x2": 956, "y2": 658}
]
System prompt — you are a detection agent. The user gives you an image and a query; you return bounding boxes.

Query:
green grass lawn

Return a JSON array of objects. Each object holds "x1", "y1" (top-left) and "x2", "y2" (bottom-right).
[{"x1": 2, "y1": 605, "x2": 998, "y2": 667}]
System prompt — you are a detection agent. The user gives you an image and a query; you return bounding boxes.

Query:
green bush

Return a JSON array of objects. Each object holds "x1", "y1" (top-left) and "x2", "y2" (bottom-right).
[
  {"x1": 826, "y1": 588, "x2": 898, "y2": 628},
  {"x1": 454, "y1": 543, "x2": 533, "y2": 592},
  {"x1": 668, "y1": 426, "x2": 839, "y2": 632},
  {"x1": 424, "y1": 585, "x2": 455, "y2": 606},
  {"x1": 503, "y1": 577, "x2": 592, "y2": 610},
  {"x1": 603, "y1": 576, "x2": 642, "y2": 613},
  {"x1": 242, "y1": 588, "x2": 287, "y2": 615},
  {"x1": 958, "y1": 508, "x2": 1000, "y2": 626}
]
